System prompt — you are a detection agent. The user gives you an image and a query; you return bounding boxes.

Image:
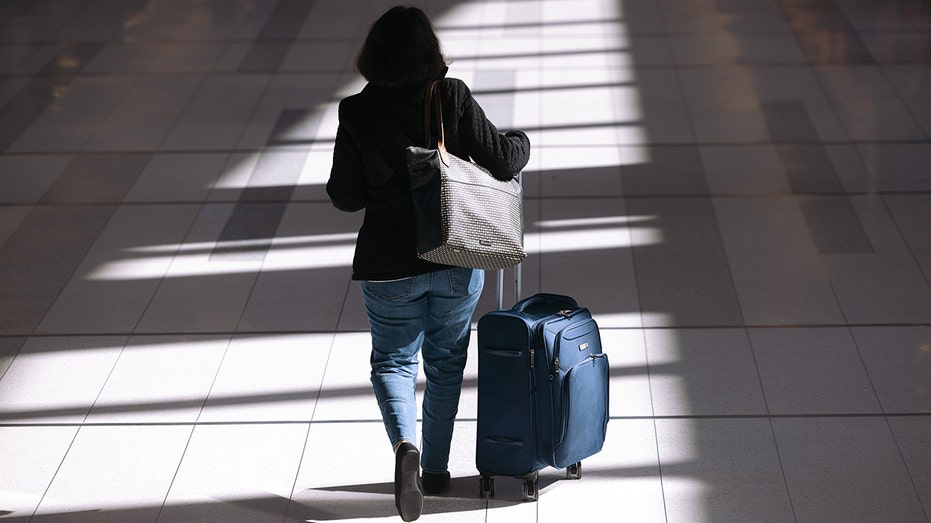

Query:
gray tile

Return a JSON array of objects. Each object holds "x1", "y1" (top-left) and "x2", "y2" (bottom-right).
[
  {"x1": 634, "y1": 252, "x2": 744, "y2": 327},
  {"x1": 84, "y1": 75, "x2": 202, "y2": 151},
  {"x1": 848, "y1": 195, "x2": 912, "y2": 253},
  {"x1": 775, "y1": 144, "x2": 845, "y2": 194},
  {"x1": 124, "y1": 153, "x2": 230, "y2": 203},
  {"x1": 855, "y1": 144, "x2": 931, "y2": 192},
  {"x1": 0, "y1": 75, "x2": 73, "y2": 152},
  {"x1": 816, "y1": 66, "x2": 926, "y2": 140},
  {"x1": 0, "y1": 205, "x2": 117, "y2": 335},
  {"x1": 700, "y1": 145, "x2": 791, "y2": 195},
  {"x1": 883, "y1": 65, "x2": 931, "y2": 138},
  {"x1": 160, "y1": 75, "x2": 270, "y2": 151},
  {"x1": 0, "y1": 205, "x2": 30, "y2": 247},
  {"x1": 888, "y1": 417, "x2": 931, "y2": 516},
  {"x1": 852, "y1": 327, "x2": 931, "y2": 414},
  {"x1": 36, "y1": 204, "x2": 202, "y2": 335},
  {"x1": 825, "y1": 254, "x2": 931, "y2": 325},
  {"x1": 656, "y1": 418, "x2": 794, "y2": 523},
  {"x1": 760, "y1": 100, "x2": 820, "y2": 142},
  {"x1": 677, "y1": 68, "x2": 770, "y2": 143},
  {"x1": 773, "y1": 417, "x2": 926, "y2": 522},
  {"x1": 646, "y1": 329, "x2": 766, "y2": 416},
  {"x1": 885, "y1": 194, "x2": 931, "y2": 253},
  {"x1": 0, "y1": 154, "x2": 72, "y2": 204},
  {"x1": 798, "y1": 195, "x2": 873, "y2": 254},
  {"x1": 40, "y1": 154, "x2": 149, "y2": 204},
  {"x1": 714, "y1": 196, "x2": 819, "y2": 257},
  {"x1": 749, "y1": 328, "x2": 881, "y2": 414},
  {"x1": 620, "y1": 145, "x2": 709, "y2": 196}
]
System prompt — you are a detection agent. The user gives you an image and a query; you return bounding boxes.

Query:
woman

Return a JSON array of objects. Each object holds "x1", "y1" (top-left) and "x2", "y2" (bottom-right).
[{"x1": 326, "y1": 6, "x2": 531, "y2": 521}]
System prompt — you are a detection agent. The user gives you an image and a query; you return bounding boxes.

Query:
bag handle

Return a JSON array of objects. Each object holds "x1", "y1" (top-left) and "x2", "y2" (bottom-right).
[{"x1": 422, "y1": 81, "x2": 452, "y2": 167}]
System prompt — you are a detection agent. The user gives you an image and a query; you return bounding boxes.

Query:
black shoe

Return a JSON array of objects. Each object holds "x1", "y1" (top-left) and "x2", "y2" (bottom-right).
[
  {"x1": 422, "y1": 471, "x2": 451, "y2": 495},
  {"x1": 394, "y1": 442, "x2": 423, "y2": 521}
]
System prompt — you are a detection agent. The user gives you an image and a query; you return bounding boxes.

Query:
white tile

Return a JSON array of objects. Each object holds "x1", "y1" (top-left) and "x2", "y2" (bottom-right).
[
  {"x1": 161, "y1": 424, "x2": 308, "y2": 523},
  {"x1": 86, "y1": 335, "x2": 229, "y2": 424},
  {"x1": 288, "y1": 421, "x2": 487, "y2": 522},
  {"x1": 646, "y1": 329, "x2": 766, "y2": 416},
  {"x1": 0, "y1": 337, "x2": 126, "y2": 424},
  {"x1": 602, "y1": 329, "x2": 653, "y2": 417},
  {"x1": 727, "y1": 252, "x2": 845, "y2": 326},
  {"x1": 714, "y1": 196, "x2": 819, "y2": 257},
  {"x1": 538, "y1": 419, "x2": 665, "y2": 523},
  {"x1": 773, "y1": 417, "x2": 926, "y2": 522},
  {"x1": 199, "y1": 334, "x2": 331, "y2": 422},
  {"x1": 311, "y1": 332, "x2": 383, "y2": 422},
  {"x1": 749, "y1": 328, "x2": 881, "y2": 415},
  {"x1": 657, "y1": 418, "x2": 795, "y2": 523},
  {"x1": 34, "y1": 425, "x2": 192, "y2": 522},
  {"x1": 0, "y1": 426, "x2": 78, "y2": 519}
]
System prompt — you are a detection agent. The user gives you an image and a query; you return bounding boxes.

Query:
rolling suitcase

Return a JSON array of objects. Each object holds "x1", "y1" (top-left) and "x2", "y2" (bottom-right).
[{"x1": 475, "y1": 271, "x2": 609, "y2": 501}]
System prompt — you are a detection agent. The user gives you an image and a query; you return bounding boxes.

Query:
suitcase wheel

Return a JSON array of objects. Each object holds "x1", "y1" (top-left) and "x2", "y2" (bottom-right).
[
  {"x1": 522, "y1": 476, "x2": 539, "y2": 502},
  {"x1": 566, "y1": 461, "x2": 582, "y2": 480},
  {"x1": 479, "y1": 474, "x2": 495, "y2": 498}
]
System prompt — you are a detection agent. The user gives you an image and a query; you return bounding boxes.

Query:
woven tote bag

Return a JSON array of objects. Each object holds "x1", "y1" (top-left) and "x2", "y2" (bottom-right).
[{"x1": 406, "y1": 81, "x2": 526, "y2": 270}]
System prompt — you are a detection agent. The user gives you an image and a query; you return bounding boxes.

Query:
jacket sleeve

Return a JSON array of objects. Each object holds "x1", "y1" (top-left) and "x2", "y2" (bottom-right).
[
  {"x1": 455, "y1": 81, "x2": 531, "y2": 180},
  {"x1": 326, "y1": 117, "x2": 367, "y2": 212}
]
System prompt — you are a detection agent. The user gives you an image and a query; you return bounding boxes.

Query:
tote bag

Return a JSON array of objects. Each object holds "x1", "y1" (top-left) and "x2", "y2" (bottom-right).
[{"x1": 405, "y1": 81, "x2": 526, "y2": 271}]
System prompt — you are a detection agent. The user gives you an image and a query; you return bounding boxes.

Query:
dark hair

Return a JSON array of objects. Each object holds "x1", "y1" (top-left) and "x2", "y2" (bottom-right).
[{"x1": 356, "y1": 6, "x2": 447, "y2": 88}]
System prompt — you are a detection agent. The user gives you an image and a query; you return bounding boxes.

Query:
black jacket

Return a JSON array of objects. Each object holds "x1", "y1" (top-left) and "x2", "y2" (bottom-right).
[{"x1": 327, "y1": 77, "x2": 531, "y2": 281}]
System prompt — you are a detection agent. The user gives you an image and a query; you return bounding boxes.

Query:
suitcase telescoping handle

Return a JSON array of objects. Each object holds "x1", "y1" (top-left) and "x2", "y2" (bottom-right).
[
  {"x1": 495, "y1": 265, "x2": 522, "y2": 310},
  {"x1": 513, "y1": 293, "x2": 579, "y2": 313}
]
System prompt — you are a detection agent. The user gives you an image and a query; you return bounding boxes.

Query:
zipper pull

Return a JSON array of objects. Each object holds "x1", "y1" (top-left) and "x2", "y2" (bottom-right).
[
  {"x1": 530, "y1": 346, "x2": 535, "y2": 368},
  {"x1": 554, "y1": 356, "x2": 559, "y2": 374}
]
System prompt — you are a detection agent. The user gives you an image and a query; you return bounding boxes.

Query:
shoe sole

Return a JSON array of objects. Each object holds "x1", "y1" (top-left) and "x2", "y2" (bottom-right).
[{"x1": 397, "y1": 448, "x2": 423, "y2": 521}]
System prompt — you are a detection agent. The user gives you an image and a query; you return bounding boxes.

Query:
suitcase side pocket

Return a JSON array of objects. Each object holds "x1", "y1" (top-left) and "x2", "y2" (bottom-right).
[{"x1": 553, "y1": 353, "x2": 609, "y2": 469}]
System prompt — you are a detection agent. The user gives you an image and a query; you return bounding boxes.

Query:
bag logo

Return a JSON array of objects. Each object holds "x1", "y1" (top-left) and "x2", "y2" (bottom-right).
[{"x1": 579, "y1": 342, "x2": 589, "y2": 351}]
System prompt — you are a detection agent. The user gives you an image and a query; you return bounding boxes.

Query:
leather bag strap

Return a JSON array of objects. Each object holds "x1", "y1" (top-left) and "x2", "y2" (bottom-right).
[{"x1": 423, "y1": 81, "x2": 452, "y2": 167}]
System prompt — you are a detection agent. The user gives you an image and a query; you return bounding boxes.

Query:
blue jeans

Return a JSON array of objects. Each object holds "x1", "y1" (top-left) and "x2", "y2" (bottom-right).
[{"x1": 362, "y1": 267, "x2": 484, "y2": 474}]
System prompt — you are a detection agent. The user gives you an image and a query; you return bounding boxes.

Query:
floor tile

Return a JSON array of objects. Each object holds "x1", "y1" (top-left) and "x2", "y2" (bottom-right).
[
  {"x1": 85, "y1": 335, "x2": 229, "y2": 424},
  {"x1": 888, "y1": 416, "x2": 931, "y2": 516},
  {"x1": 0, "y1": 426, "x2": 78, "y2": 519},
  {"x1": 0, "y1": 337, "x2": 127, "y2": 424},
  {"x1": 0, "y1": 154, "x2": 71, "y2": 204},
  {"x1": 646, "y1": 329, "x2": 766, "y2": 416},
  {"x1": 602, "y1": 328, "x2": 653, "y2": 418},
  {"x1": 538, "y1": 419, "x2": 664, "y2": 522},
  {"x1": 32, "y1": 425, "x2": 192, "y2": 522},
  {"x1": 773, "y1": 417, "x2": 927, "y2": 522},
  {"x1": 825, "y1": 253, "x2": 931, "y2": 325},
  {"x1": 199, "y1": 334, "x2": 330, "y2": 423},
  {"x1": 700, "y1": 146, "x2": 791, "y2": 195},
  {"x1": 36, "y1": 204, "x2": 202, "y2": 334},
  {"x1": 851, "y1": 326, "x2": 931, "y2": 414},
  {"x1": 749, "y1": 328, "x2": 881, "y2": 415},
  {"x1": 658, "y1": 417, "x2": 795, "y2": 522},
  {"x1": 160, "y1": 424, "x2": 308, "y2": 523},
  {"x1": 311, "y1": 332, "x2": 385, "y2": 422}
]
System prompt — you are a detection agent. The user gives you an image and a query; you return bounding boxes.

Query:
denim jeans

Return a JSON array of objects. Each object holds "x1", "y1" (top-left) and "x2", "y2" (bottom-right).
[{"x1": 362, "y1": 267, "x2": 484, "y2": 474}]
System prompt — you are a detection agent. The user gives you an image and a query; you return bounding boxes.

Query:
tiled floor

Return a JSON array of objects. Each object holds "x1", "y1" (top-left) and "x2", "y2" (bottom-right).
[{"x1": 1, "y1": 0, "x2": 930, "y2": 521}]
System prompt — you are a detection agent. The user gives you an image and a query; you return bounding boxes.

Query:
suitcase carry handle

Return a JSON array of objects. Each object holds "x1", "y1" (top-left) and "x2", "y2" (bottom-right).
[{"x1": 513, "y1": 293, "x2": 579, "y2": 313}]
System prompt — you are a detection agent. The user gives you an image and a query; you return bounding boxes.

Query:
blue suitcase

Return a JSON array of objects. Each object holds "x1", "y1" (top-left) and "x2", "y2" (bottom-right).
[{"x1": 476, "y1": 292, "x2": 609, "y2": 501}]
